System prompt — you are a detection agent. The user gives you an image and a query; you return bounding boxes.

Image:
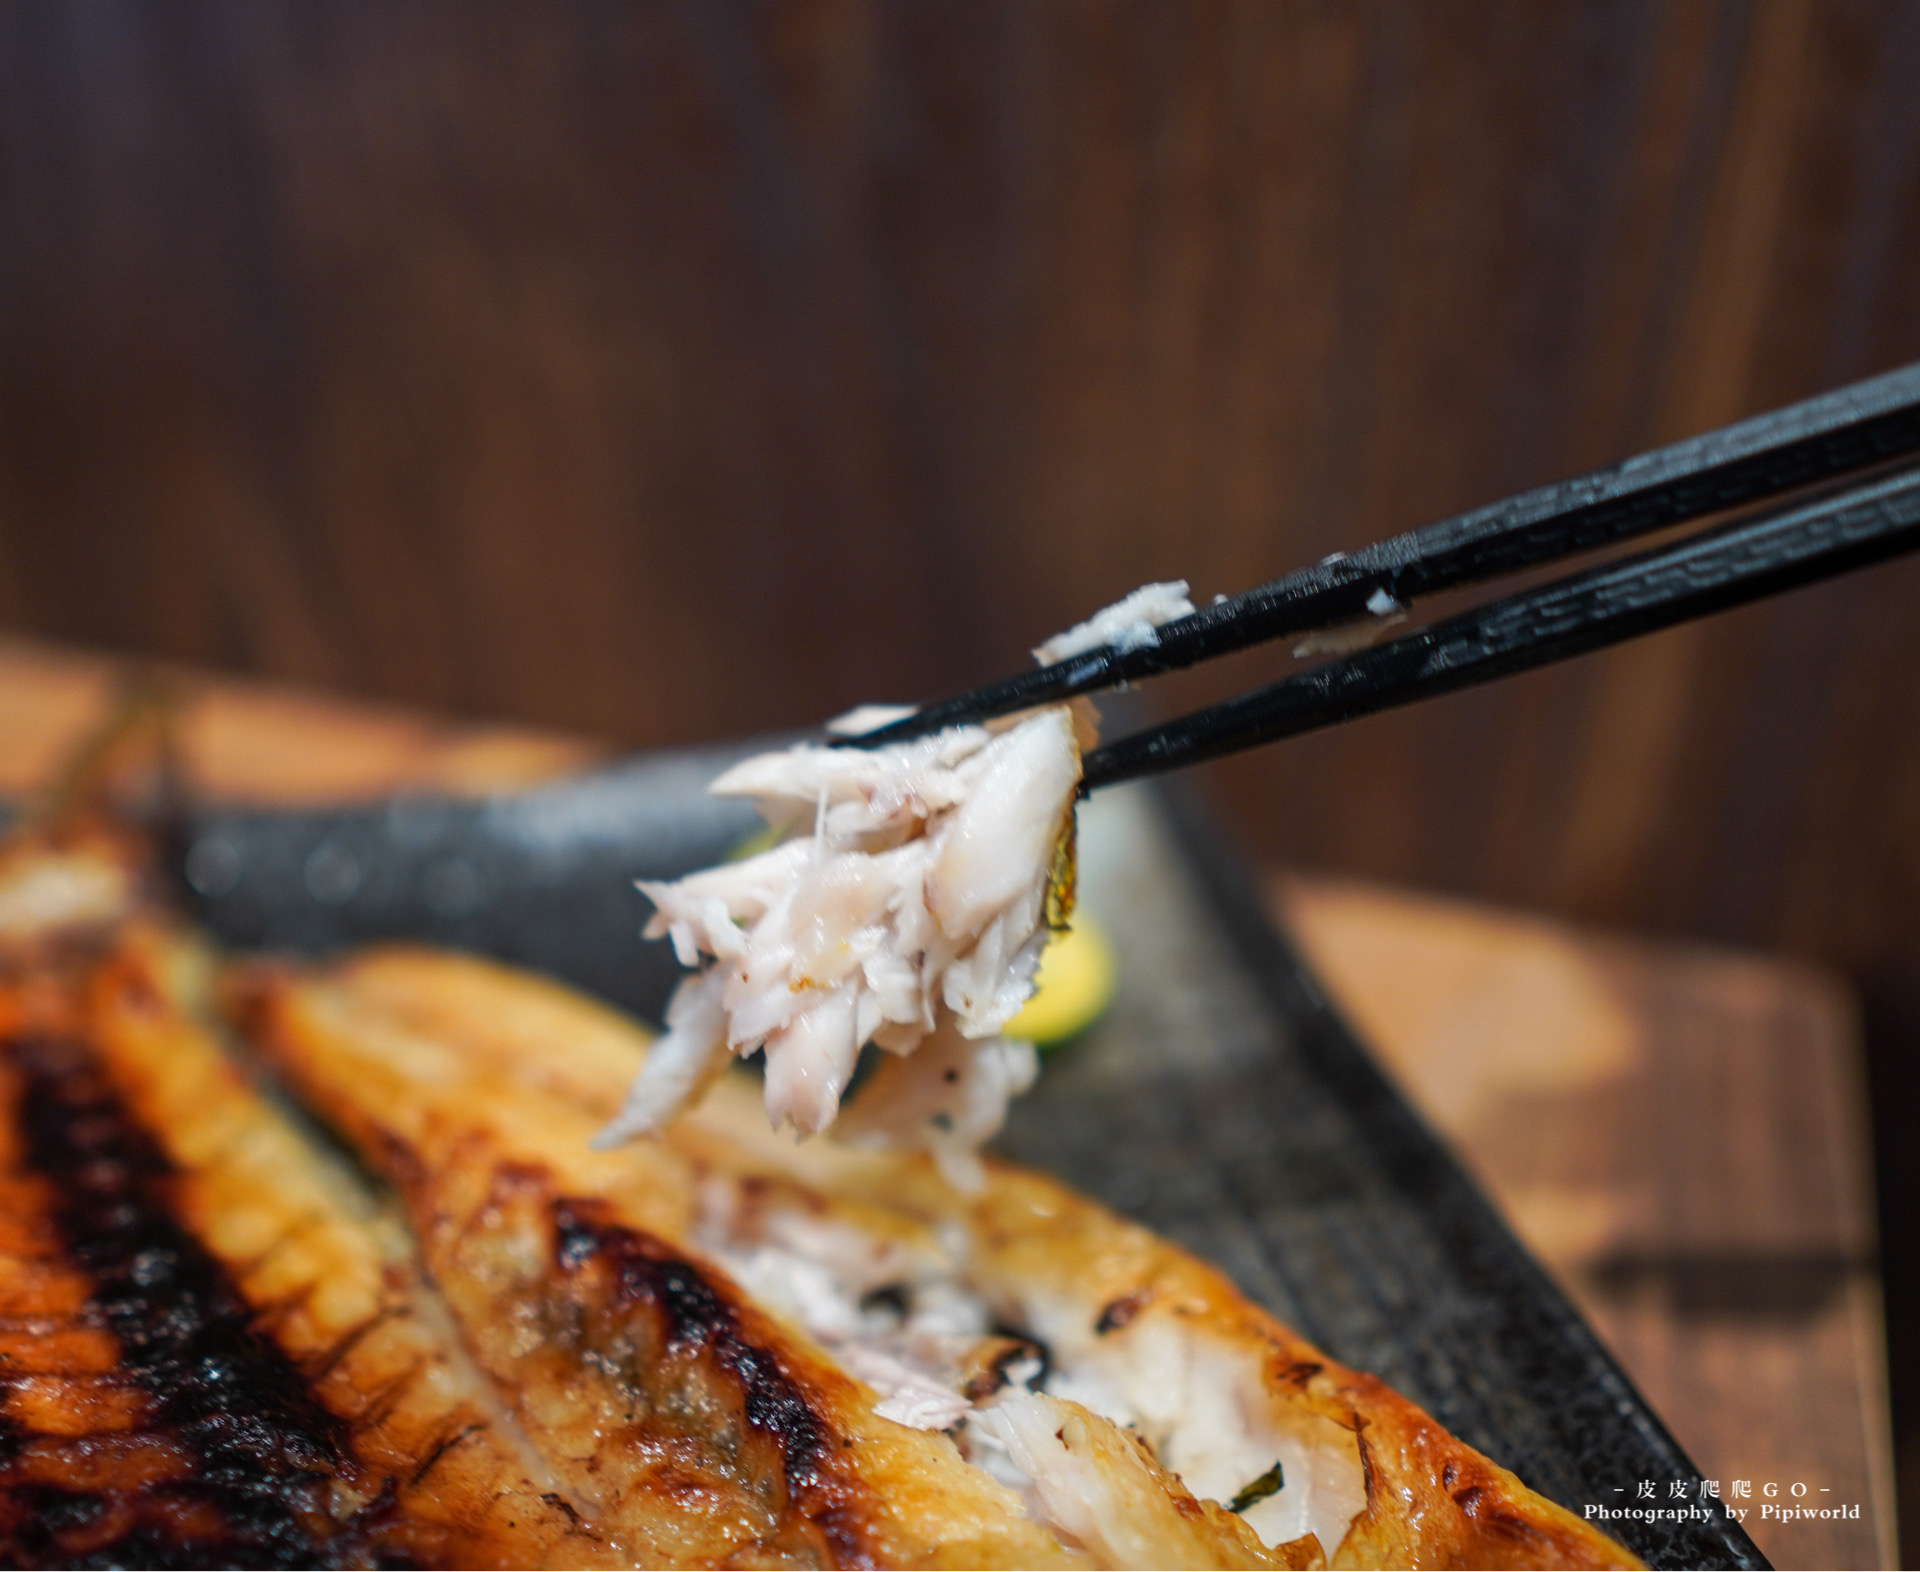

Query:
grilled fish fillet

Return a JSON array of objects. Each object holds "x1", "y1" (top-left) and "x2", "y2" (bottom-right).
[
  {"x1": 234, "y1": 944, "x2": 1642, "y2": 1571},
  {"x1": 231, "y1": 950, "x2": 1090, "y2": 1569}
]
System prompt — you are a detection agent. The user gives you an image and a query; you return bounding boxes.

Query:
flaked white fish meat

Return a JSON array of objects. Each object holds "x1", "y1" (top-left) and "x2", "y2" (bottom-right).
[
  {"x1": 598, "y1": 706, "x2": 1081, "y2": 1179},
  {"x1": 1032, "y1": 580, "x2": 1196, "y2": 665}
]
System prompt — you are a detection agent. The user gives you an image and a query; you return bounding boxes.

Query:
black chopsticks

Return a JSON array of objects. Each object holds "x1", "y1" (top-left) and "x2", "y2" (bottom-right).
[
  {"x1": 1081, "y1": 459, "x2": 1920, "y2": 788},
  {"x1": 832, "y1": 361, "x2": 1920, "y2": 787}
]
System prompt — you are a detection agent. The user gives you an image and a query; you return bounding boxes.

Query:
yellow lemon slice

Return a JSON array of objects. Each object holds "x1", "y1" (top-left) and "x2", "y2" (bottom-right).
[{"x1": 1007, "y1": 918, "x2": 1117, "y2": 1047}]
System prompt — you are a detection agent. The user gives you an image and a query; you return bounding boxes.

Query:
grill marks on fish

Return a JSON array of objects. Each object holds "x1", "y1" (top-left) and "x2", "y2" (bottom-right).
[
  {"x1": 0, "y1": 783, "x2": 1643, "y2": 1572},
  {"x1": 2, "y1": 930, "x2": 631, "y2": 1570},
  {"x1": 0, "y1": 1052, "x2": 183, "y2": 1567},
  {"x1": 3, "y1": 1031, "x2": 374, "y2": 1568},
  {"x1": 92, "y1": 934, "x2": 632, "y2": 1570},
  {"x1": 550, "y1": 1200, "x2": 834, "y2": 1495},
  {"x1": 392, "y1": 1155, "x2": 873, "y2": 1568}
]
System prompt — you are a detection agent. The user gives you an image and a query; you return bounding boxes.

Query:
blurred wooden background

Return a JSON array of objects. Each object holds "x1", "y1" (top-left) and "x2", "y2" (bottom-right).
[{"x1": 2, "y1": 0, "x2": 1918, "y2": 1554}]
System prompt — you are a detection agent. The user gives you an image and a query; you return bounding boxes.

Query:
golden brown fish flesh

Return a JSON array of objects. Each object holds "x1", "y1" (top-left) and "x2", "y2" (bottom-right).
[{"x1": 233, "y1": 944, "x2": 1642, "y2": 1570}]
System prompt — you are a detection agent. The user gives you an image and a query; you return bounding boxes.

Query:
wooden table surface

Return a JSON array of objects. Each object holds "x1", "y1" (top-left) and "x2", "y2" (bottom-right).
[{"x1": 0, "y1": 636, "x2": 1895, "y2": 1570}]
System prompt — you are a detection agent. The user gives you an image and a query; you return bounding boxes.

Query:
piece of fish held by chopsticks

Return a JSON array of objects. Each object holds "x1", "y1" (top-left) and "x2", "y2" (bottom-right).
[
  {"x1": 602, "y1": 583, "x2": 1199, "y2": 1174},
  {"x1": 233, "y1": 943, "x2": 1642, "y2": 1571},
  {"x1": 603, "y1": 706, "x2": 1085, "y2": 1186},
  {"x1": 0, "y1": 818, "x2": 615, "y2": 1568}
]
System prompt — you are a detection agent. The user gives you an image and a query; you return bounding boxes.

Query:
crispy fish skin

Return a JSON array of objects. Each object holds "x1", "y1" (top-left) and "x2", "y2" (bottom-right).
[
  {"x1": 0, "y1": 824, "x2": 612, "y2": 1567},
  {"x1": 672, "y1": 1099, "x2": 1643, "y2": 1571},
  {"x1": 235, "y1": 953, "x2": 1083, "y2": 1570},
  {"x1": 235, "y1": 946, "x2": 1641, "y2": 1572},
  {"x1": 79, "y1": 922, "x2": 622, "y2": 1569},
  {"x1": 0, "y1": 1044, "x2": 200, "y2": 1567},
  {"x1": 0, "y1": 953, "x2": 380, "y2": 1567}
]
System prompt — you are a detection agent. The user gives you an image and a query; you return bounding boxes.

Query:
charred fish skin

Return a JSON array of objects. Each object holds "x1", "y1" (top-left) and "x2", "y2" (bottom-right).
[
  {"x1": 0, "y1": 1034, "x2": 371, "y2": 1569},
  {"x1": 428, "y1": 1164, "x2": 870, "y2": 1569},
  {"x1": 81, "y1": 927, "x2": 624, "y2": 1570},
  {"x1": 0, "y1": 1050, "x2": 187, "y2": 1570},
  {"x1": 0, "y1": 923, "x2": 615, "y2": 1571}
]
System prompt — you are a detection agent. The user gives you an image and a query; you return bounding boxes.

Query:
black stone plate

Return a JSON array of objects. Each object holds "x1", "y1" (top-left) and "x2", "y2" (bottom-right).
[{"x1": 174, "y1": 748, "x2": 1765, "y2": 1570}]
